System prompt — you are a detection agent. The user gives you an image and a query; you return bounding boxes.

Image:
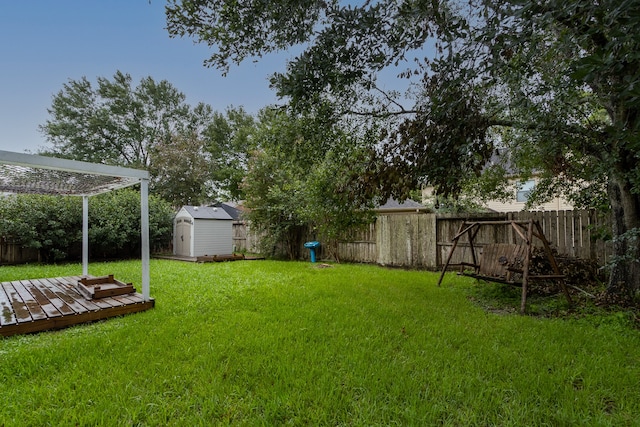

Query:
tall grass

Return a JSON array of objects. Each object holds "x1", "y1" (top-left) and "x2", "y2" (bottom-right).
[{"x1": 1, "y1": 260, "x2": 639, "y2": 426}]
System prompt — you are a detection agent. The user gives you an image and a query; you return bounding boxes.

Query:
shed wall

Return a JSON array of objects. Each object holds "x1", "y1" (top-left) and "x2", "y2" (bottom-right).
[{"x1": 192, "y1": 219, "x2": 233, "y2": 256}]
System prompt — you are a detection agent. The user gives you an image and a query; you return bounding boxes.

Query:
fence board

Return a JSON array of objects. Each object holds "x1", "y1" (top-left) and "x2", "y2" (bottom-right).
[
  {"x1": 546, "y1": 211, "x2": 559, "y2": 249},
  {"x1": 0, "y1": 242, "x2": 39, "y2": 265}
]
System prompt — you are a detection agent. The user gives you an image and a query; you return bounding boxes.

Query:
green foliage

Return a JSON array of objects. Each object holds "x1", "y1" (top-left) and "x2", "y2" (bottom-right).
[
  {"x1": 39, "y1": 71, "x2": 219, "y2": 207},
  {"x1": 0, "y1": 194, "x2": 82, "y2": 262},
  {"x1": 203, "y1": 106, "x2": 257, "y2": 201},
  {"x1": 1, "y1": 261, "x2": 639, "y2": 425},
  {"x1": 39, "y1": 71, "x2": 205, "y2": 168},
  {"x1": 243, "y1": 108, "x2": 379, "y2": 259},
  {"x1": 0, "y1": 189, "x2": 173, "y2": 262},
  {"x1": 149, "y1": 132, "x2": 213, "y2": 207},
  {"x1": 89, "y1": 188, "x2": 174, "y2": 258},
  {"x1": 166, "y1": 0, "x2": 326, "y2": 73}
]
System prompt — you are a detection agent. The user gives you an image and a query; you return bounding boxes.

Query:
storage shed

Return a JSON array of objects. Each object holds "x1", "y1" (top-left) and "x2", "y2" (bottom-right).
[{"x1": 174, "y1": 206, "x2": 234, "y2": 257}]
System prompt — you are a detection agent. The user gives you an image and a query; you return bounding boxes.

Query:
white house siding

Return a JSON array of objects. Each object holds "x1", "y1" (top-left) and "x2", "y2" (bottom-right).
[
  {"x1": 485, "y1": 196, "x2": 573, "y2": 213},
  {"x1": 421, "y1": 178, "x2": 574, "y2": 213},
  {"x1": 483, "y1": 178, "x2": 574, "y2": 212}
]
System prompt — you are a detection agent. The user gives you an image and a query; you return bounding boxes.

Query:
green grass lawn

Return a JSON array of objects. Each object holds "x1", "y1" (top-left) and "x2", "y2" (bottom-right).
[{"x1": 1, "y1": 260, "x2": 639, "y2": 426}]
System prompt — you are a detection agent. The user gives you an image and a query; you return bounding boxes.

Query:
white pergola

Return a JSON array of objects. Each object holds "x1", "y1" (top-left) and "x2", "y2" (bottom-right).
[{"x1": 0, "y1": 150, "x2": 151, "y2": 301}]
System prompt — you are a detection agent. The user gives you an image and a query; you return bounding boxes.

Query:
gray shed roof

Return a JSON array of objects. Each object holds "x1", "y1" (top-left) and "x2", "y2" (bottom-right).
[
  {"x1": 181, "y1": 205, "x2": 233, "y2": 220},
  {"x1": 211, "y1": 202, "x2": 243, "y2": 221}
]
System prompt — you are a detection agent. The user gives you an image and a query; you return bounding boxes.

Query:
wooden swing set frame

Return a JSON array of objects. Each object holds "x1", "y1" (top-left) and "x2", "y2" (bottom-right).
[{"x1": 437, "y1": 219, "x2": 572, "y2": 313}]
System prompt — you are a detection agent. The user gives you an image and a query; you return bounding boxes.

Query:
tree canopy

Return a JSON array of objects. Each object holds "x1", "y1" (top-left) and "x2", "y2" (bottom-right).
[
  {"x1": 243, "y1": 107, "x2": 379, "y2": 259},
  {"x1": 40, "y1": 71, "x2": 210, "y2": 168},
  {"x1": 166, "y1": 0, "x2": 640, "y2": 298},
  {"x1": 203, "y1": 106, "x2": 257, "y2": 201},
  {"x1": 39, "y1": 71, "x2": 256, "y2": 207}
]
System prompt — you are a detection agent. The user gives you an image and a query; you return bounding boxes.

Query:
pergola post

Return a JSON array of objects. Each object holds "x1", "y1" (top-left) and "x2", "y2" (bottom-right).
[
  {"x1": 82, "y1": 195, "x2": 89, "y2": 276},
  {"x1": 140, "y1": 178, "x2": 150, "y2": 301}
]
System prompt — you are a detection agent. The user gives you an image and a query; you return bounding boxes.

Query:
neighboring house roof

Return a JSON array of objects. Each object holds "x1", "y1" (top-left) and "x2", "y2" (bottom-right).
[
  {"x1": 179, "y1": 205, "x2": 233, "y2": 220},
  {"x1": 376, "y1": 198, "x2": 427, "y2": 213},
  {"x1": 211, "y1": 202, "x2": 243, "y2": 221}
]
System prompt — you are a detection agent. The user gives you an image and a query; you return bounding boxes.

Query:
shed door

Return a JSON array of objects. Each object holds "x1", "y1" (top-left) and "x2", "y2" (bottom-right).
[{"x1": 175, "y1": 218, "x2": 192, "y2": 256}]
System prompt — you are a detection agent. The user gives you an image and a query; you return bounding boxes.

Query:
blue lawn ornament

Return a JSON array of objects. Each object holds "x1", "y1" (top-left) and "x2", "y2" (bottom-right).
[{"x1": 303, "y1": 241, "x2": 320, "y2": 263}]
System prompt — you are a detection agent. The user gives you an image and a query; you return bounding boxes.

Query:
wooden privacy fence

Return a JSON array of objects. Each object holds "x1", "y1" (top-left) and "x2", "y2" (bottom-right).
[
  {"x1": 0, "y1": 240, "x2": 39, "y2": 265},
  {"x1": 2, "y1": 210, "x2": 613, "y2": 268},
  {"x1": 434, "y1": 210, "x2": 612, "y2": 269},
  {"x1": 232, "y1": 221, "x2": 261, "y2": 254},
  {"x1": 337, "y1": 210, "x2": 612, "y2": 269},
  {"x1": 231, "y1": 210, "x2": 612, "y2": 269}
]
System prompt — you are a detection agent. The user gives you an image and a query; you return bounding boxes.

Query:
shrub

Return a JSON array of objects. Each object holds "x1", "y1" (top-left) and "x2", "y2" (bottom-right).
[{"x1": 0, "y1": 188, "x2": 173, "y2": 262}]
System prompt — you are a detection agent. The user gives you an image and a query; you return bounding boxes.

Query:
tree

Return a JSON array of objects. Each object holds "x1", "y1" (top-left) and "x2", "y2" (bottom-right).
[
  {"x1": 203, "y1": 106, "x2": 257, "y2": 201},
  {"x1": 40, "y1": 71, "x2": 208, "y2": 168},
  {"x1": 243, "y1": 107, "x2": 378, "y2": 259},
  {"x1": 40, "y1": 71, "x2": 219, "y2": 206},
  {"x1": 166, "y1": 0, "x2": 640, "y2": 299},
  {"x1": 149, "y1": 131, "x2": 214, "y2": 207},
  {"x1": 0, "y1": 194, "x2": 82, "y2": 262}
]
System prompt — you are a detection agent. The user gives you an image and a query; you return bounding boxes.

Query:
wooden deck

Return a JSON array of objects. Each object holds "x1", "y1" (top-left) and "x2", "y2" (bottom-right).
[{"x1": 0, "y1": 276, "x2": 154, "y2": 337}]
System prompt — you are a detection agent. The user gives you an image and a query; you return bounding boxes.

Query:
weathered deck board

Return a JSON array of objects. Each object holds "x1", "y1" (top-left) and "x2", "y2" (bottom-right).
[
  {"x1": 12, "y1": 280, "x2": 48, "y2": 321},
  {"x1": 0, "y1": 276, "x2": 154, "y2": 337},
  {"x1": 65, "y1": 276, "x2": 121, "y2": 309},
  {"x1": 0, "y1": 283, "x2": 18, "y2": 326},
  {"x1": 41, "y1": 278, "x2": 98, "y2": 313},
  {"x1": 21, "y1": 280, "x2": 62, "y2": 319},
  {"x1": 31, "y1": 279, "x2": 76, "y2": 316},
  {"x1": 2, "y1": 282, "x2": 32, "y2": 323}
]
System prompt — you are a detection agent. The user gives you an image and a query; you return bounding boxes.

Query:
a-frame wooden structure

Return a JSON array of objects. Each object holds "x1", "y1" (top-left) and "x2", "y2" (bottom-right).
[{"x1": 437, "y1": 219, "x2": 572, "y2": 313}]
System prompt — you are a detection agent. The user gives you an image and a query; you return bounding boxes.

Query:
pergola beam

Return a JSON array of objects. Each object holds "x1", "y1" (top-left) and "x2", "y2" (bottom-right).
[{"x1": 0, "y1": 150, "x2": 148, "y2": 180}]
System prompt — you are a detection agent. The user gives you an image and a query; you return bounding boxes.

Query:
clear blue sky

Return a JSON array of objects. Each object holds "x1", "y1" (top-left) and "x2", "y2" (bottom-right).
[{"x1": 0, "y1": 0, "x2": 291, "y2": 153}]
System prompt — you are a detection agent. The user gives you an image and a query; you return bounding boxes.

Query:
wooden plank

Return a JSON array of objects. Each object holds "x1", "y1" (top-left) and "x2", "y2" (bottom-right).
[
  {"x1": 0, "y1": 297, "x2": 154, "y2": 337},
  {"x1": 479, "y1": 243, "x2": 521, "y2": 278},
  {"x1": 20, "y1": 280, "x2": 62, "y2": 319},
  {"x1": 548, "y1": 211, "x2": 559, "y2": 249},
  {"x1": 11, "y1": 281, "x2": 49, "y2": 321},
  {"x1": 93, "y1": 295, "x2": 127, "y2": 308},
  {"x1": 112, "y1": 294, "x2": 143, "y2": 304},
  {"x1": 557, "y1": 210, "x2": 568, "y2": 256},
  {"x1": 59, "y1": 276, "x2": 116, "y2": 309},
  {"x1": 40, "y1": 278, "x2": 95, "y2": 313},
  {"x1": 580, "y1": 210, "x2": 591, "y2": 260},
  {"x1": 588, "y1": 210, "x2": 597, "y2": 261},
  {"x1": 2, "y1": 282, "x2": 34, "y2": 323},
  {"x1": 30, "y1": 279, "x2": 76, "y2": 316},
  {"x1": 0, "y1": 283, "x2": 17, "y2": 326},
  {"x1": 572, "y1": 210, "x2": 581, "y2": 258}
]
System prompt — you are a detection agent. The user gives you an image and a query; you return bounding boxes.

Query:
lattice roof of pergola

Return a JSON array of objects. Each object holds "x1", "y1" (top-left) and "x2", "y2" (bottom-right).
[{"x1": 0, "y1": 150, "x2": 147, "y2": 196}]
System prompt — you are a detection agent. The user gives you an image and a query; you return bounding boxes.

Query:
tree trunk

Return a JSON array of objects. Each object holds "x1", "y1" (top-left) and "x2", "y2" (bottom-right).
[{"x1": 607, "y1": 176, "x2": 640, "y2": 299}]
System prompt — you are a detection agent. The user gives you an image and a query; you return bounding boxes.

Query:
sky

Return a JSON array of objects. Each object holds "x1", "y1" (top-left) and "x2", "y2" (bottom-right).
[{"x1": 0, "y1": 1, "x2": 293, "y2": 154}]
